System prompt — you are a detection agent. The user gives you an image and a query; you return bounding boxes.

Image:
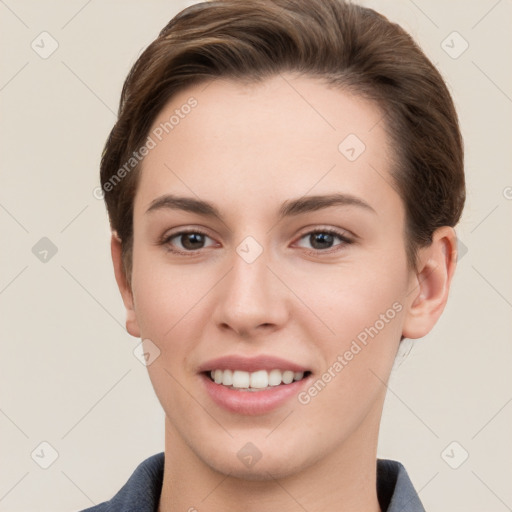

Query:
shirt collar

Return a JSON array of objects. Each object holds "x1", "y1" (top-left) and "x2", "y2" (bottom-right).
[{"x1": 82, "y1": 453, "x2": 425, "y2": 512}]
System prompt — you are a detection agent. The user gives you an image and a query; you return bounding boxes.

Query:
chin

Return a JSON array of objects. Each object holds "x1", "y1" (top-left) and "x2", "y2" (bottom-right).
[
  {"x1": 201, "y1": 442, "x2": 315, "y2": 482},
  {"x1": 212, "y1": 458, "x2": 303, "y2": 481}
]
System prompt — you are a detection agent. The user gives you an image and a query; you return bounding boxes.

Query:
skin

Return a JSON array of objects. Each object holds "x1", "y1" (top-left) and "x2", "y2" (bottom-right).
[{"x1": 111, "y1": 74, "x2": 457, "y2": 512}]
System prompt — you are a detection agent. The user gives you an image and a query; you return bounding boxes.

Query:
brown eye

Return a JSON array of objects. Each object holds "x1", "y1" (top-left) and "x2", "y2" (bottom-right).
[
  {"x1": 179, "y1": 232, "x2": 206, "y2": 250},
  {"x1": 164, "y1": 230, "x2": 217, "y2": 253},
  {"x1": 309, "y1": 232, "x2": 335, "y2": 250},
  {"x1": 295, "y1": 229, "x2": 352, "y2": 252}
]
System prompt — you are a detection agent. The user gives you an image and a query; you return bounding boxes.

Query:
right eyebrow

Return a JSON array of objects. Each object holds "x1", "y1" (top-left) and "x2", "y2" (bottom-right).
[{"x1": 145, "y1": 194, "x2": 223, "y2": 220}]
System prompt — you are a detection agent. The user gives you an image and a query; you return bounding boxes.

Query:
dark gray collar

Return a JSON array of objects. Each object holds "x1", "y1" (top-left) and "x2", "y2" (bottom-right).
[
  {"x1": 80, "y1": 453, "x2": 425, "y2": 512},
  {"x1": 377, "y1": 458, "x2": 426, "y2": 512}
]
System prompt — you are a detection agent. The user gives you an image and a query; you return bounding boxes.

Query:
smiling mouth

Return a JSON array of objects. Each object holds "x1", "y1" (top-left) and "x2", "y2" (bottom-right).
[{"x1": 205, "y1": 369, "x2": 312, "y2": 391}]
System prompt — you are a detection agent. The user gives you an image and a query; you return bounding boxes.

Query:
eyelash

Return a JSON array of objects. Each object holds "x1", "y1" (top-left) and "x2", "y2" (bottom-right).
[
  {"x1": 296, "y1": 228, "x2": 353, "y2": 255},
  {"x1": 160, "y1": 228, "x2": 216, "y2": 256},
  {"x1": 159, "y1": 227, "x2": 353, "y2": 256}
]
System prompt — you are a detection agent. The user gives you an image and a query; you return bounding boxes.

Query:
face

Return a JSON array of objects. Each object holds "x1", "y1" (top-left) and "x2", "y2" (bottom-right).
[{"x1": 123, "y1": 75, "x2": 420, "y2": 479}]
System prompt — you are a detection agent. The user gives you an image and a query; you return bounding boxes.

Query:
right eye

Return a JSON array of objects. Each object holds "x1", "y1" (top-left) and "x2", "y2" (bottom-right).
[{"x1": 162, "y1": 229, "x2": 219, "y2": 254}]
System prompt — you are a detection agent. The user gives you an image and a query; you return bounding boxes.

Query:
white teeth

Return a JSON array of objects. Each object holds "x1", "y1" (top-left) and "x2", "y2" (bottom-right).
[
  {"x1": 222, "y1": 369, "x2": 233, "y2": 386},
  {"x1": 268, "y1": 369, "x2": 282, "y2": 386},
  {"x1": 282, "y1": 370, "x2": 294, "y2": 384},
  {"x1": 249, "y1": 370, "x2": 268, "y2": 389},
  {"x1": 209, "y1": 369, "x2": 307, "y2": 389},
  {"x1": 232, "y1": 370, "x2": 250, "y2": 389}
]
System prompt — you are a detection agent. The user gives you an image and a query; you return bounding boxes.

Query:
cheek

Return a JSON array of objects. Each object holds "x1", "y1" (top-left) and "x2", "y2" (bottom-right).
[
  {"x1": 130, "y1": 259, "x2": 209, "y2": 410},
  {"x1": 131, "y1": 248, "x2": 214, "y2": 340},
  {"x1": 293, "y1": 272, "x2": 406, "y2": 436},
  {"x1": 288, "y1": 252, "x2": 408, "y2": 410},
  {"x1": 337, "y1": 275, "x2": 405, "y2": 344},
  {"x1": 291, "y1": 256, "x2": 407, "y2": 343}
]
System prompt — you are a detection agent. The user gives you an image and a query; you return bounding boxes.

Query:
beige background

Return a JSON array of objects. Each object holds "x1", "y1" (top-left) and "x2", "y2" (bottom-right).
[{"x1": 1, "y1": 1, "x2": 511, "y2": 510}]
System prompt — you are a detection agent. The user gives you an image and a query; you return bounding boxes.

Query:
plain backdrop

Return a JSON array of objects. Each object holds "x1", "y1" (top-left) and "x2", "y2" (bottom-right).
[{"x1": 1, "y1": 1, "x2": 511, "y2": 511}]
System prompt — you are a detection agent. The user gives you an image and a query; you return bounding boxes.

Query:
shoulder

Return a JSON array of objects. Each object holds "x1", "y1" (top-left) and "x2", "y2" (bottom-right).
[
  {"x1": 78, "y1": 454, "x2": 424, "y2": 512},
  {"x1": 78, "y1": 453, "x2": 164, "y2": 512},
  {"x1": 377, "y1": 459, "x2": 426, "y2": 512}
]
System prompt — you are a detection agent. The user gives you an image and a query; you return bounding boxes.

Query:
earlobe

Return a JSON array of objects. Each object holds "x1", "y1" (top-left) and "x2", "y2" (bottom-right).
[
  {"x1": 110, "y1": 232, "x2": 141, "y2": 338},
  {"x1": 402, "y1": 226, "x2": 458, "y2": 339}
]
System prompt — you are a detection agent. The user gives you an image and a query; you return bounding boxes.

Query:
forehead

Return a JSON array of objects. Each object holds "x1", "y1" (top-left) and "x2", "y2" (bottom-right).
[{"x1": 134, "y1": 74, "x2": 402, "y2": 222}]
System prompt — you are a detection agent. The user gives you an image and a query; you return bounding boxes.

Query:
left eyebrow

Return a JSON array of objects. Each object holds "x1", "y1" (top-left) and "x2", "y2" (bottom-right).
[
  {"x1": 278, "y1": 193, "x2": 376, "y2": 219},
  {"x1": 145, "y1": 192, "x2": 376, "y2": 220}
]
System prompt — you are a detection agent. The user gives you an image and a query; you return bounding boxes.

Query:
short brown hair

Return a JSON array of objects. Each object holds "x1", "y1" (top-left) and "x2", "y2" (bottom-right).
[{"x1": 100, "y1": 0, "x2": 465, "y2": 284}]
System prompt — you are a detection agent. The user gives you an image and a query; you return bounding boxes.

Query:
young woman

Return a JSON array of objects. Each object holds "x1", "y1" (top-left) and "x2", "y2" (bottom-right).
[{"x1": 84, "y1": 0, "x2": 465, "y2": 510}]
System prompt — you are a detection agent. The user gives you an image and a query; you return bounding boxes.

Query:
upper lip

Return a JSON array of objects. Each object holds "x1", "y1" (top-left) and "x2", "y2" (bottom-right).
[{"x1": 198, "y1": 355, "x2": 309, "y2": 373}]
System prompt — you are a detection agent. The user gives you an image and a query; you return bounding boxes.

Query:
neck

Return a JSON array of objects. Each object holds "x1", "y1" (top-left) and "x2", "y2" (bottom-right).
[{"x1": 157, "y1": 408, "x2": 383, "y2": 512}]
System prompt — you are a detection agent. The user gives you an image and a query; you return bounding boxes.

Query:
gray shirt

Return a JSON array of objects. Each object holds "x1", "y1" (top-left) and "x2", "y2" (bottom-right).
[{"x1": 80, "y1": 453, "x2": 425, "y2": 511}]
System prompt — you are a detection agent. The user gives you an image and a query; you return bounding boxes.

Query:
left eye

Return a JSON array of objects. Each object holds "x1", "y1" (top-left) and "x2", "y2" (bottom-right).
[{"x1": 295, "y1": 230, "x2": 351, "y2": 251}]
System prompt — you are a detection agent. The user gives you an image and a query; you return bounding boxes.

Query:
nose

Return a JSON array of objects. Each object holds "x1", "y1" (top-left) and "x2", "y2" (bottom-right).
[{"x1": 212, "y1": 243, "x2": 290, "y2": 338}]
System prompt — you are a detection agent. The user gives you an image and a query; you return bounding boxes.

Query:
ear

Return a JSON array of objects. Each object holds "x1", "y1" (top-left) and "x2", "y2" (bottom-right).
[
  {"x1": 402, "y1": 226, "x2": 458, "y2": 339},
  {"x1": 111, "y1": 232, "x2": 141, "y2": 338}
]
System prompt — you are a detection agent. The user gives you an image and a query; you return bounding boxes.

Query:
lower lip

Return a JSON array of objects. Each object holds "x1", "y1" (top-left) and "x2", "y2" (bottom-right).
[{"x1": 200, "y1": 373, "x2": 310, "y2": 415}]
